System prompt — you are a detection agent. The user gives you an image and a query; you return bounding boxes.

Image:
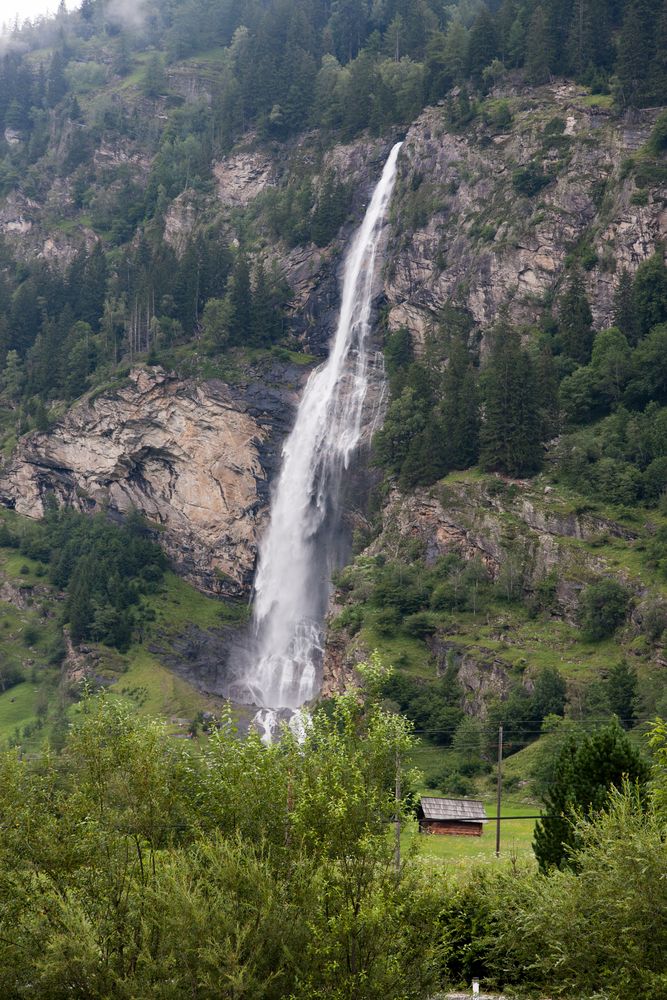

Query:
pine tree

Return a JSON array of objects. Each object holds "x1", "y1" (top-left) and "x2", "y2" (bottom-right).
[
  {"x1": 467, "y1": 7, "x2": 498, "y2": 83},
  {"x1": 647, "y1": 1, "x2": 667, "y2": 103},
  {"x1": 615, "y1": 0, "x2": 653, "y2": 107},
  {"x1": 535, "y1": 344, "x2": 560, "y2": 440},
  {"x1": 440, "y1": 338, "x2": 480, "y2": 470},
  {"x1": 606, "y1": 660, "x2": 638, "y2": 728},
  {"x1": 78, "y1": 243, "x2": 108, "y2": 330},
  {"x1": 633, "y1": 249, "x2": 667, "y2": 338},
  {"x1": 1, "y1": 350, "x2": 24, "y2": 406},
  {"x1": 143, "y1": 52, "x2": 167, "y2": 98},
  {"x1": 251, "y1": 263, "x2": 280, "y2": 346},
  {"x1": 559, "y1": 269, "x2": 594, "y2": 363},
  {"x1": 46, "y1": 49, "x2": 68, "y2": 107},
  {"x1": 228, "y1": 251, "x2": 252, "y2": 345}
]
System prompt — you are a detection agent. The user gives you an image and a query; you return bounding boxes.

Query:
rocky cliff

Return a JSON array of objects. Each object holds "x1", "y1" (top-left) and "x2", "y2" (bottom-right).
[
  {"x1": 385, "y1": 84, "x2": 666, "y2": 348},
  {"x1": 321, "y1": 470, "x2": 665, "y2": 708},
  {"x1": 0, "y1": 365, "x2": 301, "y2": 596}
]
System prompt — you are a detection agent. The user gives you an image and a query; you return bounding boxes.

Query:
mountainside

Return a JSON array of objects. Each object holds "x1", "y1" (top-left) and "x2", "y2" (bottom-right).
[{"x1": 0, "y1": 0, "x2": 665, "y2": 793}]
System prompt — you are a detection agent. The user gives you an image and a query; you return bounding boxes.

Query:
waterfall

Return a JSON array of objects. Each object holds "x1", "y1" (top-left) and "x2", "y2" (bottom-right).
[{"x1": 239, "y1": 142, "x2": 402, "y2": 716}]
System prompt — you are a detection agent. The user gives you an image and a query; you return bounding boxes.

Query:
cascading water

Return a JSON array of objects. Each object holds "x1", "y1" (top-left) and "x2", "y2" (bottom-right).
[{"x1": 237, "y1": 142, "x2": 402, "y2": 722}]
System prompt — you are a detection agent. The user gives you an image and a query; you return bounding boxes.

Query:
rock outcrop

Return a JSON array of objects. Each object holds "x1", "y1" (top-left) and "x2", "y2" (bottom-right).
[
  {"x1": 0, "y1": 366, "x2": 301, "y2": 596},
  {"x1": 386, "y1": 85, "x2": 666, "y2": 348}
]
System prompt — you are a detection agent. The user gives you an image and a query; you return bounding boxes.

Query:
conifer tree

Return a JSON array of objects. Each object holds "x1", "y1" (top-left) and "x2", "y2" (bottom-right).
[
  {"x1": 613, "y1": 269, "x2": 640, "y2": 345},
  {"x1": 524, "y1": 5, "x2": 556, "y2": 84},
  {"x1": 251, "y1": 263, "x2": 280, "y2": 346},
  {"x1": 440, "y1": 338, "x2": 480, "y2": 470},
  {"x1": 606, "y1": 660, "x2": 638, "y2": 728},
  {"x1": 467, "y1": 7, "x2": 498, "y2": 83},
  {"x1": 647, "y1": 1, "x2": 667, "y2": 103},
  {"x1": 559, "y1": 269, "x2": 594, "y2": 363},
  {"x1": 228, "y1": 251, "x2": 252, "y2": 345},
  {"x1": 480, "y1": 319, "x2": 542, "y2": 477},
  {"x1": 533, "y1": 722, "x2": 649, "y2": 871},
  {"x1": 633, "y1": 249, "x2": 667, "y2": 338},
  {"x1": 46, "y1": 49, "x2": 68, "y2": 107},
  {"x1": 616, "y1": 0, "x2": 653, "y2": 107}
]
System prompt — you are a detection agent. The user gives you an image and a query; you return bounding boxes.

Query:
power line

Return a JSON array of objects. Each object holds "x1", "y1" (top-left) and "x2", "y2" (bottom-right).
[{"x1": 408, "y1": 716, "x2": 650, "y2": 736}]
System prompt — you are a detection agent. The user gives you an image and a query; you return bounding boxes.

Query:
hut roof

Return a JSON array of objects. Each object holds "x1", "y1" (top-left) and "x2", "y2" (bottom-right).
[{"x1": 419, "y1": 796, "x2": 489, "y2": 823}]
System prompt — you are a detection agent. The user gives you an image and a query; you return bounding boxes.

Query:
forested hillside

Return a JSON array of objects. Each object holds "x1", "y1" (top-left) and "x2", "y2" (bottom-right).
[
  {"x1": 0, "y1": 0, "x2": 664, "y2": 769},
  {"x1": 0, "y1": 0, "x2": 665, "y2": 996}
]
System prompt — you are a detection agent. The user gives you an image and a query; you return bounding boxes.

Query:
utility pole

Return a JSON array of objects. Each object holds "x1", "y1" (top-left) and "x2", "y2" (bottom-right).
[
  {"x1": 495, "y1": 724, "x2": 503, "y2": 858},
  {"x1": 395, "y1": 748, "x2": 401, "y2": 875}
]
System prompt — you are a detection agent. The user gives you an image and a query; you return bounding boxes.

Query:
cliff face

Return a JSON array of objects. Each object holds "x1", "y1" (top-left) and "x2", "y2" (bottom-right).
[
  {"x1": 0, "y1": 365, "x2": 301, "y2": 596},
  {"x1": 1, "y1": 81, "x2": 665, "y2": 705},
  {"x1": 320, "y1": 473, "x2": 664, "y2": 708},
  {"x1": 386, "y1": 85, "x2": 666, "y2": 348}
]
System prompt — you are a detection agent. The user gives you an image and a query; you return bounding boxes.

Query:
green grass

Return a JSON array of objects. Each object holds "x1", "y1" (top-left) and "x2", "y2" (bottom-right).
[
  {"x1": 579, "y1": 93, "x2": 614, "y2": 108},
  {"x1": 401, "y1": 795, "x2": 538, "y2": 867},
  {"x1": 0, "y1": 682, "x2": 39, "y2": 742},
  {"x1": 146, "y1": 570, "x2": 248, "y2": 634},
  {"x1": 358, "y1": 627, "x2": 435, "y2": 678},
  {"x1": 112, "y1": 647, "x2": 219, "y2": 725}
]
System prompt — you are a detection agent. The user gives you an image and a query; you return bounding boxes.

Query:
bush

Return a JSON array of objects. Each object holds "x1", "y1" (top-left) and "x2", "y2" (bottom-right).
[
  {"x1": 579, "y1": 579, "x2": 630, "y2": 640},
  {"x1": 512, "y1": 162, "x2": 552, "y2": 196},
  {"x1": 497, "y1": 789, "x2": 667, "y2": 997},
  {"x1": 403, "y1": 611, "x2": 437, "y2": 638}
]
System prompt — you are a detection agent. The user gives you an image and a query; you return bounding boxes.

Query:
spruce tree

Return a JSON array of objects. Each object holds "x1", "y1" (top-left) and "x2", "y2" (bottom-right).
[
  {"x1": 535, "y1": 344, "x2": 560, "y2": 440},
  {"x1": 606, "y1": 660, "x2": 638, "y2": 728},
  {"x1": 616, "y1": 0, "x2": 653, "y2": 107},
  {"x1": 647, "y1": 1, "x2": 667, "y2": 104},
  {"x1": 524, "y1": 5, "x2": 556, "y2": 84},
  {"x1": 228, "y1": 251, "x2": 252, "y2": 345},
  {"x1": 467, "y1": 7, "x2": 498, "y2": 83},
  {"x1": 613, "y1": 269, "x2": 640, "y2": 345},
  {"x1": 559, "y1": 269, "x2": 594, "y2": 363},
  {"x1": 480, "y1": 319, "x2": 542, "y2": 477},
  {"x1": 633, "y1": 249, "x2": 667, "y2": 338},
  {"x1": 533, "y1": 722, "x2": 649, "y2": 871},
  {"x1": 440, "y1": 338, "x2": 480, "y2": 470},
  {"x1": 251, "y1": 263, "x2": 280, "y2": 346}
]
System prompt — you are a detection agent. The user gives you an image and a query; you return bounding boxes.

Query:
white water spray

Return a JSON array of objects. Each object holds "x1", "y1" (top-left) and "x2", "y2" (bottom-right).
[{"x1": 240, "y1": 142, "x2": 402, "y2": 716}]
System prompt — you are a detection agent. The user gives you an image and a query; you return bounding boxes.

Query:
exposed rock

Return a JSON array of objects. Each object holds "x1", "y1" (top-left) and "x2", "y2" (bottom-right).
[
  {"x1": 386, "y1": 86, "x2": 666, "y2": 348},
  {"x1": 213, "y1": 147, "x2": 276, "y2": 206},
  {"x1": 0, "y1": 580, "x2": 34, "y2": 611},
  {"x1": 0, "y1": 365, "x2": 301, "y2": 596},
  {"x1": 163, "y1": 191, "x2": 201, "y2": 254},
  {"x1": 430, "y1": 637, "x2": 512, "y2": 717}
]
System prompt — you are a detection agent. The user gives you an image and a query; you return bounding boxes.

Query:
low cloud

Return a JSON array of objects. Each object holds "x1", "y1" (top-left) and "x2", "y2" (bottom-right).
[{"x1": 106, "y1": 0, "x2": 148, "y2": 31}]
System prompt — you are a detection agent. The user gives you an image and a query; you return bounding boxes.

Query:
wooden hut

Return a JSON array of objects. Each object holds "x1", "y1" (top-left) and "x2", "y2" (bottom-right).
[{"x1": 417, "y1": 796, "x2": 488, "y2": 836}]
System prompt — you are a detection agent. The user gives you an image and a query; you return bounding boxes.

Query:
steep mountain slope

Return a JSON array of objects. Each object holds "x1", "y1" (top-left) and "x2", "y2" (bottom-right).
[{"x1": 0, "y1": 3, "x2": 665, "y2": 792}]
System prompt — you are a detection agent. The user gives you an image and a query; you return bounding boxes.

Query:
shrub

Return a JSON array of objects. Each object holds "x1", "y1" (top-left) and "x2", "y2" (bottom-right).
[
  {"x1": 579, "y1": 579, "x2": 630, "y2": 640},
  {"x1": 512, "y1": 162, "x2": 552, "y2": 196}
]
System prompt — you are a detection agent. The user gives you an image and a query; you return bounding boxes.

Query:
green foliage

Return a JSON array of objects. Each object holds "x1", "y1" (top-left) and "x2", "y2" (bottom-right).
[
  {"x1": 578, "y1": 578, "x2": 630, "y2": 640},
  {"x1": 0, "y1": 683, "x2": 442, "y2": 999},
  {"x1": 533, "y1": 721, "x2": 649, "y2": 871},
  {"x1": 497, "y1": 787, "x2": 667, "y2": 997},
  {"x1": 511, "y1": 161, "x2": 552, "y2": 196},
  {"x1": 558, "y1": 269, "x2": 594, "y2": 363},
  {"x1": 606, "y1": 659, "x2": 638, "y2": 727},
  {"x1": 479, "y1": 318, "x2": 543, "y2": 477},
  {"x1": 17, "y1": 507, "x2": 167, "y2": 651}
]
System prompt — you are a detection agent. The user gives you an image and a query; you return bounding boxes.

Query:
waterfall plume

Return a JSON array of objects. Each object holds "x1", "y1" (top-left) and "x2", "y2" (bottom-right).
[{"x1": 236, "y1": 142, "x2": 402, "y2": 719}]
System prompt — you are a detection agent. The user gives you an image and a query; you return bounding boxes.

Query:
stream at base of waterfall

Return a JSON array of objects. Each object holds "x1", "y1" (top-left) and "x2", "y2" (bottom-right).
[{"x1": 228, "y1": 142, "x2": 403, "y2": 741}]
